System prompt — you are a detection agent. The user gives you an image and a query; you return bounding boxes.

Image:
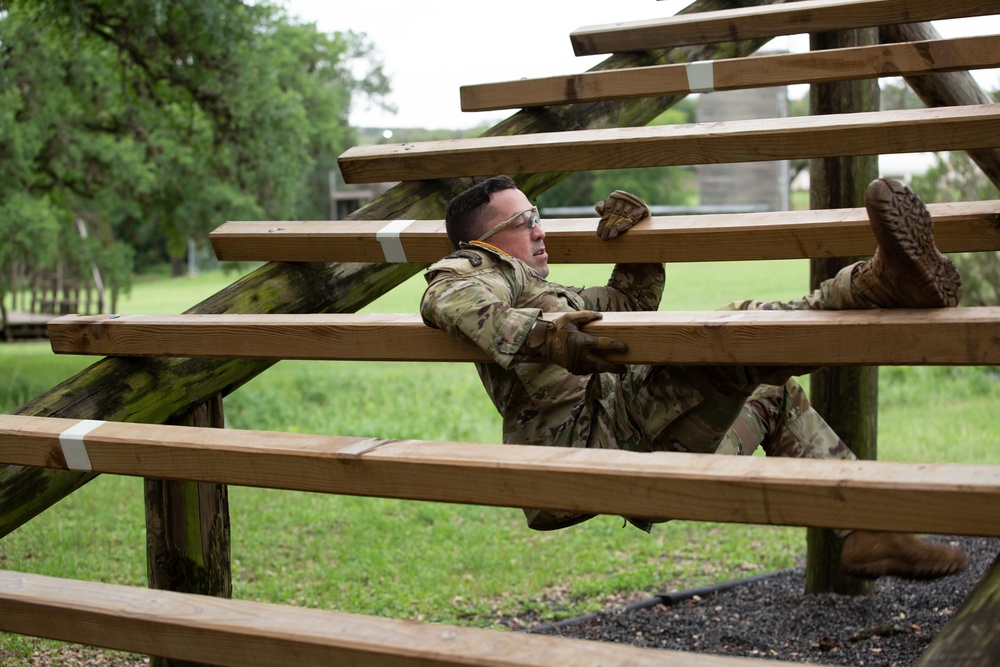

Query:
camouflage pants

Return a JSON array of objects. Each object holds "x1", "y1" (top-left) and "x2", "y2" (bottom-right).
[
  {"x1": 526, "y1": 266, "x2": 864, "y2": 531},
  {"x1": 623, "y1": 264, "x2": 861, "y2": 461}
]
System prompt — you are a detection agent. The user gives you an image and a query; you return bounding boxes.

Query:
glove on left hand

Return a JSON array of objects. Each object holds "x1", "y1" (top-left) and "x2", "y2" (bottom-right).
[
  {"x1": 594, "y1": 190, "x2": 650, "y2": 241},
  {"x1": 530, "y1": 311, "x2": 628, "y2": 376}
]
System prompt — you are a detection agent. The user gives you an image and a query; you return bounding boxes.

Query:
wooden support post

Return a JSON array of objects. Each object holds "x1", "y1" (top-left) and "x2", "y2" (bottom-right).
[
  {"x1": 146, "y1": 394, "x2": 230, "y2": 667},
  {"x1": 805, "y1": 27, "x2": 879, "y2": 597},
  {"x1": 0, "y1": 0, "x2": 785, "y2": 540}
]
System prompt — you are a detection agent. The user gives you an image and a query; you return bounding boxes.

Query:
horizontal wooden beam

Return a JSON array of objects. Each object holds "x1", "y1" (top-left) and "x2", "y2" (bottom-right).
[
  {"x1": 462, "y1": 35, "x2": 1000, "y2": 111},
  {"x1": 1, "y1": 570, "x2": 778, "y2": 667},
  {"x1": 337, "y1": 104, "x2": 1000, "y2": 183},
  {"x1": 209, "y1": 200, "x2": 1000, "y2": 264},
  {"x1": 47, "y1": 308, "x2": 1000, "y2": 366},
  {"x1": 570, "y1": 0, "x2": 999, "y2": 55},
  {"x1": 2, "y1": 414, "x2": 999, "y2": 535}
]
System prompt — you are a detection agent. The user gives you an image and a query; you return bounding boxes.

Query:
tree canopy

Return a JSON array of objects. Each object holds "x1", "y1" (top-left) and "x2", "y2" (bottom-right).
[{"x1": 0, "y1": 0, "x2": 390, "y2": 295}]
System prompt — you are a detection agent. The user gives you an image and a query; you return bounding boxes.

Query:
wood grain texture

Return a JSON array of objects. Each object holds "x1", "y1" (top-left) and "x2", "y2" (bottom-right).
[
  {"x1": 569, "y1": 0, "x2": 999, "y2": 55},
  {"x1": 2, "y1": 414, "x2": 999, "y2": 535},
  {"x1": 47, "y1": 308, "x2": 1000, "y2": 366},
  {"x1": 337, "y1": 104, "x2": 1000, "y2": 183},
  {"x1": 209, "y1": 200, "x2": 1000, "y2": 263},
  {"x1": 462, "y1": 35, "x2": 1000, "y2": 110},
  {"x1": 0, "y1": 570, "x2": 772, "y2": 667}
]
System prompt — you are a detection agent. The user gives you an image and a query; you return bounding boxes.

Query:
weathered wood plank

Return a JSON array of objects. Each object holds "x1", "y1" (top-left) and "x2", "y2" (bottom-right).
[
  {"x1": 209, "y1": 200, "x2": 1000, "y2": 264},
  {"x1": 337, "y1": 104, "x2": 1000, "y2": 183},
  {"x1": 462, "y1": 35, "x2": 1000, "y2": 111},
  {"x1": 47, "y1": 308, "x2": 1000, "y2": 366},
  {"x1": 570, "y1": 0, "x2": 999, "y2": 55},
  {"x1": 2, "y1": 414, "x2": 999, "y2": 535},
  {"x1": 0, "y1": 570, "x2": 783, "y2": 667}
]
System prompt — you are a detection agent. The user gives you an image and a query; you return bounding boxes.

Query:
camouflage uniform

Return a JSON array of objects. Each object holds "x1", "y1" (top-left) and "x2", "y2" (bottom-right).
[{"x1": 420, "y1": 242, "x2": 856, "y2": 531}]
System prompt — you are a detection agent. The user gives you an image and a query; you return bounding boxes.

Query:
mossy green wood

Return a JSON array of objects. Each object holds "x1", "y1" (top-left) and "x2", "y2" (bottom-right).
[
  {"x1": 915, "y1": 551, "x2": 1000, "y2": 666},
  {"x1": 805, "y1": 27, "x2": 879, "y2": 597},
  {"x1": 146, "y1": 395, "x2": 230, "y2": 667},
  {"x1": 0, "y1": 0, "x2": 791, "y2": 539}
]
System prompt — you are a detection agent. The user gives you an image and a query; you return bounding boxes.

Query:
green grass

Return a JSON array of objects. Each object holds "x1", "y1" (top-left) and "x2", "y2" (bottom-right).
[{"x1": 1, "y1": 260, "x2": 998, "y2": 662}]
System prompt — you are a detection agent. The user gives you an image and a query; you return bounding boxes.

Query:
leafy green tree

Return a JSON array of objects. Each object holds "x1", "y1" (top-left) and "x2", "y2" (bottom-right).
[
  {"x1": 911, "y1": 150, "x2": 1000, "y2": 306},
  {"x1": 0, "y1": 0, "x2": 390, "y2": 289}
]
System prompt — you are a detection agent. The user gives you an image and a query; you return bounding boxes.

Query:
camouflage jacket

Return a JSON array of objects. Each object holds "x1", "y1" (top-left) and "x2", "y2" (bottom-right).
[{"x1": 420, "y1": 241, "x2": 665, "y2": 528}]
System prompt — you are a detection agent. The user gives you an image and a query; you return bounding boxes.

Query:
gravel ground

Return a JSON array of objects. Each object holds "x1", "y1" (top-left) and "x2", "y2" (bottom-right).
[{"x1": 529, "y1": 535, "x2": 998, "y2": 666}]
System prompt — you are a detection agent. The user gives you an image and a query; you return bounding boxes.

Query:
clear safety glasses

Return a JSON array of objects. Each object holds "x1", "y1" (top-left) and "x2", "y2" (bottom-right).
[{"x1": 477, "y1": 206, "x2": 540, "y2": 242}]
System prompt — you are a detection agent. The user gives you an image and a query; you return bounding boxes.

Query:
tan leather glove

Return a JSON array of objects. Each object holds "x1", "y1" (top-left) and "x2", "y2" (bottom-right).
[
  {"x1": 594, "y1": 190, "x2": 650, "y2": 241},
  {"x1": 527, "y1": 311, "x2": 628, "y2": 375}
]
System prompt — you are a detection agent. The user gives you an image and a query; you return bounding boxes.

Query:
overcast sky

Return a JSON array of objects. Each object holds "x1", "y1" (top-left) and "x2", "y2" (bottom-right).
[{"x1": 282, "y1": 1, "x2": 1000, "y2": 130}]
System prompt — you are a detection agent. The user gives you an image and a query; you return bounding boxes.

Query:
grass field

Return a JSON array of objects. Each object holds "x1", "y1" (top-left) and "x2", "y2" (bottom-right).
[{"x1": 1, "y1": 261, "x2": 998, "y2": 663}]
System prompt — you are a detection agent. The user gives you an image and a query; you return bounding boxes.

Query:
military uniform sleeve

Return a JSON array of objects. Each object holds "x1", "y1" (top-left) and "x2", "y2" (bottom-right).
[
  {"x1": 420, "y1": 255, "x2": 541, "y2": 369},
  {"x1": 578, "y1": 262, "x2": 665, "y2": 312}
]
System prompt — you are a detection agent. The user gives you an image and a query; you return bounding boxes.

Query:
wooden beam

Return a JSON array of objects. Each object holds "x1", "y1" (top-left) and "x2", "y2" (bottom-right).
[
  {"x1": 2, "y1": 414, "x2": 999, "y2": 535},
  {"x1": 462, "y1": 35, "x2": 1000, "y2": 111},
  {"x1": 916, "y1": 552, "x2": 1000, "y2": 666},
  {"x1": 569, "y1": 0, "x2": 999, "y2": 55},
  {"x1": 47, "y1": 308, "x2": 1000, "y2": 366},
  {"x1": 804, "y1": 25, "x2": 880, "y2": 597},
  {"x1": 209, "y1": 200, "x2": 1000, "y2": 264},
  {"x1": 0, "y1": 570, "x2": 788, "y2": 667},
  {"x1": 337, "y1": 104, "x2": 1000, "y2": 183}
]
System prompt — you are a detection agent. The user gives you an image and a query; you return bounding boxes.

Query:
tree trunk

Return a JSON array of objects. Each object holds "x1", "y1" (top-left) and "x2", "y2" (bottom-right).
[
  {"x1": 146, "y1": 394, "x2": 229, "y2": 667},
  {"x1": 805, "y1": 27, "x2": 880, "y2": 596},
  {"x1": 879, "y1": 22, "x2": 1000, "y2": 190},
  {"x1": 0, "y1": 0, "x2": 793, "y2": 540}
]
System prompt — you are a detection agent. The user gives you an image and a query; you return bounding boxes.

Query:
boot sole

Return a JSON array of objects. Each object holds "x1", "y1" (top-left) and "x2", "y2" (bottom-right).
[
  {"x1": 865, "y1": 178, "x2": 962, "y2": 307},
  {"x1": 842, "y1": 555, "x2": 967, "y2": 581}
]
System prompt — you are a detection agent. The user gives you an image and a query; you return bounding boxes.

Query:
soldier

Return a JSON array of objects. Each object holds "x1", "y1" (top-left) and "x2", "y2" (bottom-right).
[{"x1": 420, "y1": 175, "x2": 967, "y2": 580}]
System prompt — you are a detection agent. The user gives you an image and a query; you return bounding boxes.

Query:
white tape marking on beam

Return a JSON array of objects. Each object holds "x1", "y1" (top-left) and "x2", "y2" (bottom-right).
[
  {"x1": 58, "y1": 419, "x2": 104, "y2": 471},
  {"x1": 685, "y1": 61, "x2": 715, "y2": 94},
  {"x1": 376, "y1": 219, "x2": 415, "y2": 263}
]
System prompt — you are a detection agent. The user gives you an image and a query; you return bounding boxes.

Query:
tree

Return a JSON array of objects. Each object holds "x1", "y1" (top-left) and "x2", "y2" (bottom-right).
[
  {"x1": 535, "y1": 105, "x2": 699, "y2": 210},
  {"x1": 911, "y1": 150, "x2": 1000, "y2": 306},
  {"x1": 0, "y1": 0, "x2": 390, "y2": 283}
]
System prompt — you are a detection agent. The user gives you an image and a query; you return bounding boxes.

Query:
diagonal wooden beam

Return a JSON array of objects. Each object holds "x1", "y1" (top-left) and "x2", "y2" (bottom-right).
[
  {"x1": 338, "y1": 104, "x2": 1000, "y2": 184},
  {"x1": 570, "y1": 0, "x2": 999, "y2": 55},
  {"x1": 462, "y1": 35, "x2": 1000, "y2": 111},
  {"x1": 209, "y1": 200, "x2": 1000, "y2": 264}
]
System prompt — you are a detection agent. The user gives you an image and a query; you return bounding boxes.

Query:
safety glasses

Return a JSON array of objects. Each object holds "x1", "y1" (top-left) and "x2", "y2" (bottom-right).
[{"x1": 477, "y1": 206, "x2": 540, "y2": 242}]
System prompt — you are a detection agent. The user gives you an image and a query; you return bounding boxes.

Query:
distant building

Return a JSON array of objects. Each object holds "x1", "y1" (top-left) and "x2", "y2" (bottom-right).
[
  {"x1": 696, "y1": 86, "x2": 791, "y2": 212},
  {"x1": 329, "y1": 170, "x2": 395, "y2": 219}
]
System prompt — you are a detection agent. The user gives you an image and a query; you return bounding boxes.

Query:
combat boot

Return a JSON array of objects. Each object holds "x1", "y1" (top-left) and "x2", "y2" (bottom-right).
[
  {"x1": 848, "y1": 178, "x2": 962, "y2": 308},
  {"x1": 840, "y1": 531, "x2": 968, "y2": 580}
]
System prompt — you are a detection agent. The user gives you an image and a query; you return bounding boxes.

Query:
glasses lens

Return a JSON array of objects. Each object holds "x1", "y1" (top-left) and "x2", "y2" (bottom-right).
[{"x1": 525, "y1": 208, "x2": 539, "y2": 228}]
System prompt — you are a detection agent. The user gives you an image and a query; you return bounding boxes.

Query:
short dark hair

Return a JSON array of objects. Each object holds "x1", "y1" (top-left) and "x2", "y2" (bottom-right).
[{"x1": 444, "y1": 175, "x2": 517, "y2": 250}]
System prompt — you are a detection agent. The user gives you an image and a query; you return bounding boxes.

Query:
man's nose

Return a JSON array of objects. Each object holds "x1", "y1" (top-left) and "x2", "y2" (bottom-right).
[{"x1": 533, "y1": 224, "x2": 545, "y2": 240}]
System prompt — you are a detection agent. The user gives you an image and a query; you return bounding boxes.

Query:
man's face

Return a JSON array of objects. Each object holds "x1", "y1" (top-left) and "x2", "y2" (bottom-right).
[{"x1": 480, "y1": 188, "x2": 548, "y2": 278}]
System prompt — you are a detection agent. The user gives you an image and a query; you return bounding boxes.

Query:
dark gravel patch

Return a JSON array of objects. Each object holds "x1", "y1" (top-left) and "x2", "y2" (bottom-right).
[{"x1": 529, "y1": 536, "x2": 998, "y2": 666}]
